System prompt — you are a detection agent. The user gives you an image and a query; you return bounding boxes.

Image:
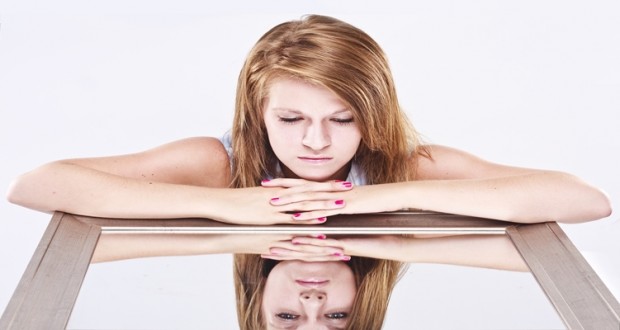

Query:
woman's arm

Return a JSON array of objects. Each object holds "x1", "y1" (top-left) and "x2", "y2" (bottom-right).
[
  {"x1": 7, "y1": 137, "x2": 231, "y2": 219},
  {"x1": 345, "y1": 145, "x2": 611, "y2": 223},
  {"x1": 264, "y1": 145, "x2": 611, "y2": 223},
  {"x1": 6, "y1": 137, "x2": 350, "y2": 224},
  {"x1": 265, "y1": 234, "x2": 529, "y2": 272},
  {"x1": 92, "y1": 233, "x2": 345, "y2": 263}
]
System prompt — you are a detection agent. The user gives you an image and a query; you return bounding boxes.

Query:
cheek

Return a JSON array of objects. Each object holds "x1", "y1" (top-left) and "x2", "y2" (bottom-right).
[
  {"x1": 267, "y1": 125, "x2": 303, "y2": 150},
  {"x1": 334, "y1": 128, "x2": 362, "y2": 152}
]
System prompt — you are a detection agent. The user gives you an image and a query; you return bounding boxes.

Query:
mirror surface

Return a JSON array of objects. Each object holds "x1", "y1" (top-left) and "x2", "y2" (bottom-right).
[{"x1": 67, "y1": 233, "x2": 565, "y2": 329}]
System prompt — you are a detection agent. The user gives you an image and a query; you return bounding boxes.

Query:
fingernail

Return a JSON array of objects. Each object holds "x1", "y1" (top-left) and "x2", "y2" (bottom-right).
[
  {"x1": 332, "y1": 252, "x2": 343, "y2": 256},
  {"x1": 293, "y1": 213, "x2": 302, "y2": 218},
  {"x1": 270, "y1": 197, "x2": 280, "y2": 202},
  {"x1": 261, "y1": 179, "x2": 270, "y2": 183},
  {"x1": 317, "y1": 217, "x2": 327, "y2": 222},
  {"x1": 316, "y1": 234, "x2": 326, "y2": 239},
  {"x1": 341, "y1": 181, "x2": 352, "y2": 188},
  {"x1": 341, "y1": 255, "x2": 351, "y2": 261},
  {"x1": 335, "y1": 200, "x2": 344, "y2": 205}
]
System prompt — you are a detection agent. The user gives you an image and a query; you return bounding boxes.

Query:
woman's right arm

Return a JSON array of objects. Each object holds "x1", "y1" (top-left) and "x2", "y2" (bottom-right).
[
  {"x1": 7, "y1": 137, "x2": 352, "y2": 224},
  {"x1": 7, "y1": 137, "x2": 236, "y2": 220}
]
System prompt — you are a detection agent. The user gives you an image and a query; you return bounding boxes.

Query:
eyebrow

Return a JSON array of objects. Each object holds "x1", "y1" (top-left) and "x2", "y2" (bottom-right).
[
  {"x1": 267, "y1": 321, "x2": 295, "y2": 330},
  {"x1": 267, "y1": 321, "x2": 346, "y2": 330}
]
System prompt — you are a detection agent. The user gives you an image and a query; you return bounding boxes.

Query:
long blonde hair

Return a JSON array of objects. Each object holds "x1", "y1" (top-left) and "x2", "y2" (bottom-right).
[
  {"x1": 231, "y1": 14, "x2": 426, "y2": 188},
  {"x1": 234, "y1": 255, "x2": 405, "y2": 330},
  {"x1": 232, "y1": 14, "x2": 419, "y2": 329}
]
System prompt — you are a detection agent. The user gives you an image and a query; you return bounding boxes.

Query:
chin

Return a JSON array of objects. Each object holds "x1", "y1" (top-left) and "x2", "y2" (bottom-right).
[
  {"x1": 283, "y1": 163, "x2": 346, "y2": 182},
  {"x1": 293, "y1": 172, "x2": 337, "y2": 182}
]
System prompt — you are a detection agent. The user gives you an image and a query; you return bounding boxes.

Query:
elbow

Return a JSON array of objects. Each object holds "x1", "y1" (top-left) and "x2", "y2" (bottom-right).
[
  {"x1": 559, "y1": 183, "x2": 613, "y2": 224},
  {"x1": 513, "y1": 172, "x2": 613, "y2": 224},
  {"x1": 6, "y1": 171, "x2": 53, "y2": 213},
  {"x1": 6, "y1": 174, "x2": 27, "y2": 206},
  {"x1": 589, "y1": 189, "x2": 612, "y2": 220}
]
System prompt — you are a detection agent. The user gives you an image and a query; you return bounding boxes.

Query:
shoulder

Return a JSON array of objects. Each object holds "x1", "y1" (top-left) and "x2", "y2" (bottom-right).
[
  {"x1": 69, "y1": 136, "x2": 231, "y2": 187},
  {"x1": 144, "y1": 137, "x2": 231, "y2": 186},
  {"x1": 149, "y1": 136, "x2": 228, "y2": 160},
  {"x1": 414, "y1": 144, "x2": 535, "y2": 180}
]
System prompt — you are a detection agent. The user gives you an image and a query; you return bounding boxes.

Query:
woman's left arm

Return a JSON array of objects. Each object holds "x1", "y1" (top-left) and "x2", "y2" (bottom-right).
[{"x1": 344, "y1": 145, "x2": 611, "y2": 223}]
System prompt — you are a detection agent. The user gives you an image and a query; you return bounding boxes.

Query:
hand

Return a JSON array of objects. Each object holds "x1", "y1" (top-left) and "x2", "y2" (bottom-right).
[
  {"x1": 260, "y1": 234, "x2": 351, "y2": 262},
  {"x1": 256, "y1": 178, "x2": 354, "y2": 223},
  {"x1": 263, "y1": 234, "x2": 404, "y2": 261}
]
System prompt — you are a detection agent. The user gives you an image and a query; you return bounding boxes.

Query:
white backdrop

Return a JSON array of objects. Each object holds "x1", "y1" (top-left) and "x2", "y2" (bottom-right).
[{"x1": 1, "y1": 0, "x2": 619, "y2": 328}]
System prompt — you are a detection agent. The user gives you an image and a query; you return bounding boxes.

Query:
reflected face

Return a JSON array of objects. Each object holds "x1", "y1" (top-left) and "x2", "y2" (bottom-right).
[
  {"x1": 263, "y1": 78, "x2": 362, "y2": 181},
  {"x1": 262, "y1": 261, "x2": 357, "y2": 330}
]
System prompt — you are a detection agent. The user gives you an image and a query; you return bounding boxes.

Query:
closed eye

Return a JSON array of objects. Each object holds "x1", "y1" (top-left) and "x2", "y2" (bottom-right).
[
  {"x1": 331, "y1": 117, "x2": 354, "y2": 125},
  {"x1": 278, "y1": 117, "x2": 302, "y2": 124}
]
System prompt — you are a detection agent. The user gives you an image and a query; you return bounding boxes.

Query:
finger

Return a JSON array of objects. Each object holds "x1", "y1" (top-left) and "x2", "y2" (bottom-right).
[
  {"x1": 283, "y1": 180, "x2": 353, "y2": 194},
  {"x1": 262, "y1": 247, "x2": 351, "y2": 261},
  {"x1": 261, "y1": 178, "x2": 313, "y2": 188},
  {"x1": 261, "y1": 254, "x2": 350, "y2": 262},
  {"x1": 270, "y1": 245, "x2": 344, "y2": 256},
  {"x1": 288, "y1": 207, "x2": 345, "y2": 222},
  {"x1": 271, "y1": 192, "x2": 347, "y2": 208},
  {"x1": 267, "y1": 180, "x2": 353, "y2": 200},
  {"x1": 274, "y1": 199, "x2": 345, "y2": 214},
  {"x1": 291, "y1": 236, "x2": 343, "y2": 248}
]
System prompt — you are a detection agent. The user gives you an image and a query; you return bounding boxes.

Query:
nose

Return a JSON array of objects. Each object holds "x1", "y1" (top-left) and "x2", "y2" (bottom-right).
[
  {"x1": 302, "y1": 122, "x2": 331, "y2": 150},
  {"x1": 300, "y1": 290, "x2": 326, "y2": 305}
]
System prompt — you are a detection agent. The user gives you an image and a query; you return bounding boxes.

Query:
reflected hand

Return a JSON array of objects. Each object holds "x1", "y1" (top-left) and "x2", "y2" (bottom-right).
[
  {"x1": 262, "y1": 235, "x2": 403, "y2": 261},
  {"x1": 260, "y1": 234, "x2": 351, "y2": 262}
]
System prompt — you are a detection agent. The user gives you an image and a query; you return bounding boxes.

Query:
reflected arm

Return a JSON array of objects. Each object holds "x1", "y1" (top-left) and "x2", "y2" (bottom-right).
[{"x1": 339, "y1": 234, "x2": 529, "y2": 272}]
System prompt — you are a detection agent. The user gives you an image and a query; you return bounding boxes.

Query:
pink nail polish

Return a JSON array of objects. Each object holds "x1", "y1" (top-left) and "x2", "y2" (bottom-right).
[
  {"x1": 335, "y1": 200, "x2": 344, "y2": 205},
  {"x1": 317, "y1": 234, "x2": 326, "y2": 239},
  {"x1": 332, "y1": 252, "x2": 343, "y2": 256},
  {"x1": 317, "y1": 217, "x2": 327, "y2": 222},
  {"x1": 341, "y1": 181, "x2": 352, "y2": 188},
  {"x1": 293, "y1": 213, "x2": 301, "y2": 218},
  {"x1": 270, "y1": 197, "x2": 280, "y2": 202},
  {"x1": 341, "y1": 255, "x2": 351, "y2": 261},
  {"x1": 261, "y1": 179, "x2": 270, "y2": 183}
]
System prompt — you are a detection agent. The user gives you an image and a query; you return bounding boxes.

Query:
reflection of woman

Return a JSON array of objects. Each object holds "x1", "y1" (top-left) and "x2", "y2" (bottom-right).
[
  {"x1": 93, "y1": 232, "x2": 526, "y2": 329},
  {"x1": 7, "y1": 14, "x2": 611, "y2": 329},
  {"x1": 235, "y1": 256, "x2": 404, "y2": 329}
]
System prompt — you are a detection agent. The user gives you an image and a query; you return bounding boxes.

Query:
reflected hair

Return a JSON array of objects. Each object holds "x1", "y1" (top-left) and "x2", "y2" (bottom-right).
[
  {"x1": 234, "y1": 255, "x2": 405, "y2": 330},
  {"x1": 230, "y1": 14, "x2": 428, "y2": 188}
]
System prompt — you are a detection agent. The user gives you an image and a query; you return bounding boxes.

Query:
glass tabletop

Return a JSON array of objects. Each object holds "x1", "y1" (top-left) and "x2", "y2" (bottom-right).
[{"x1": 67, "y1": 232, "x2": 564, "y2": 329}]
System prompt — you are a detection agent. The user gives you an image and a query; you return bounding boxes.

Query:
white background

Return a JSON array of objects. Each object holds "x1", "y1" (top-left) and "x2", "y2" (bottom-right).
[{"x1": 1, "y1": 0, "x2": 619, "y2": 328}]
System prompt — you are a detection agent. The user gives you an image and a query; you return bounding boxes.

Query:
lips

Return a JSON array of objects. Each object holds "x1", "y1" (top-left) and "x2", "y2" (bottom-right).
[
  {"x1": 298, "y1": 156, "x2": 332, "y2": 163},
  {"x1": 296, "y1": 280, "x2": 329, "y2": 288}
]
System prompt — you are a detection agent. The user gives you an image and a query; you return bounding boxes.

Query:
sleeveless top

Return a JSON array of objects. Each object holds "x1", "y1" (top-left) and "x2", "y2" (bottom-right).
[{"x1": 220, "y1": 131, "x2": 368, "y2": 186}]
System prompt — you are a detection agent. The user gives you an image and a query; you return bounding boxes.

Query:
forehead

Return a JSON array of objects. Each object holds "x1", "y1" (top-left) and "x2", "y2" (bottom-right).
[{"x1": 266, "y1": 78, "x2": 348, "y2": 110}]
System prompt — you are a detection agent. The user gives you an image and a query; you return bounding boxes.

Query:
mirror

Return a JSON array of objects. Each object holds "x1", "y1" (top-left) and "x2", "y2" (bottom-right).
[
  {"x1": 3, "y1": 212, "x2": 617, "y2": 329},
  {"x1": 66, "y1": 232, "x2": 564, "y2": 329}
]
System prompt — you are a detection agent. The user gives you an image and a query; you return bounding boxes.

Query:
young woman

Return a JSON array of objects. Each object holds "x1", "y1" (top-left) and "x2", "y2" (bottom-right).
[{"x1": 7, "y1": 14, "x2": 611, "y2": 329}]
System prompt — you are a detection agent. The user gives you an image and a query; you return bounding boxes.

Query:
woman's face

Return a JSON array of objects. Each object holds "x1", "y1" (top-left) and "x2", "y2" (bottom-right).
[
  {"x1": 263, "y1": 78, "x2": 362, "y2": 181},
  {"x1": 262, "y1": 260, "x2": 356, "y2": 329}
]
